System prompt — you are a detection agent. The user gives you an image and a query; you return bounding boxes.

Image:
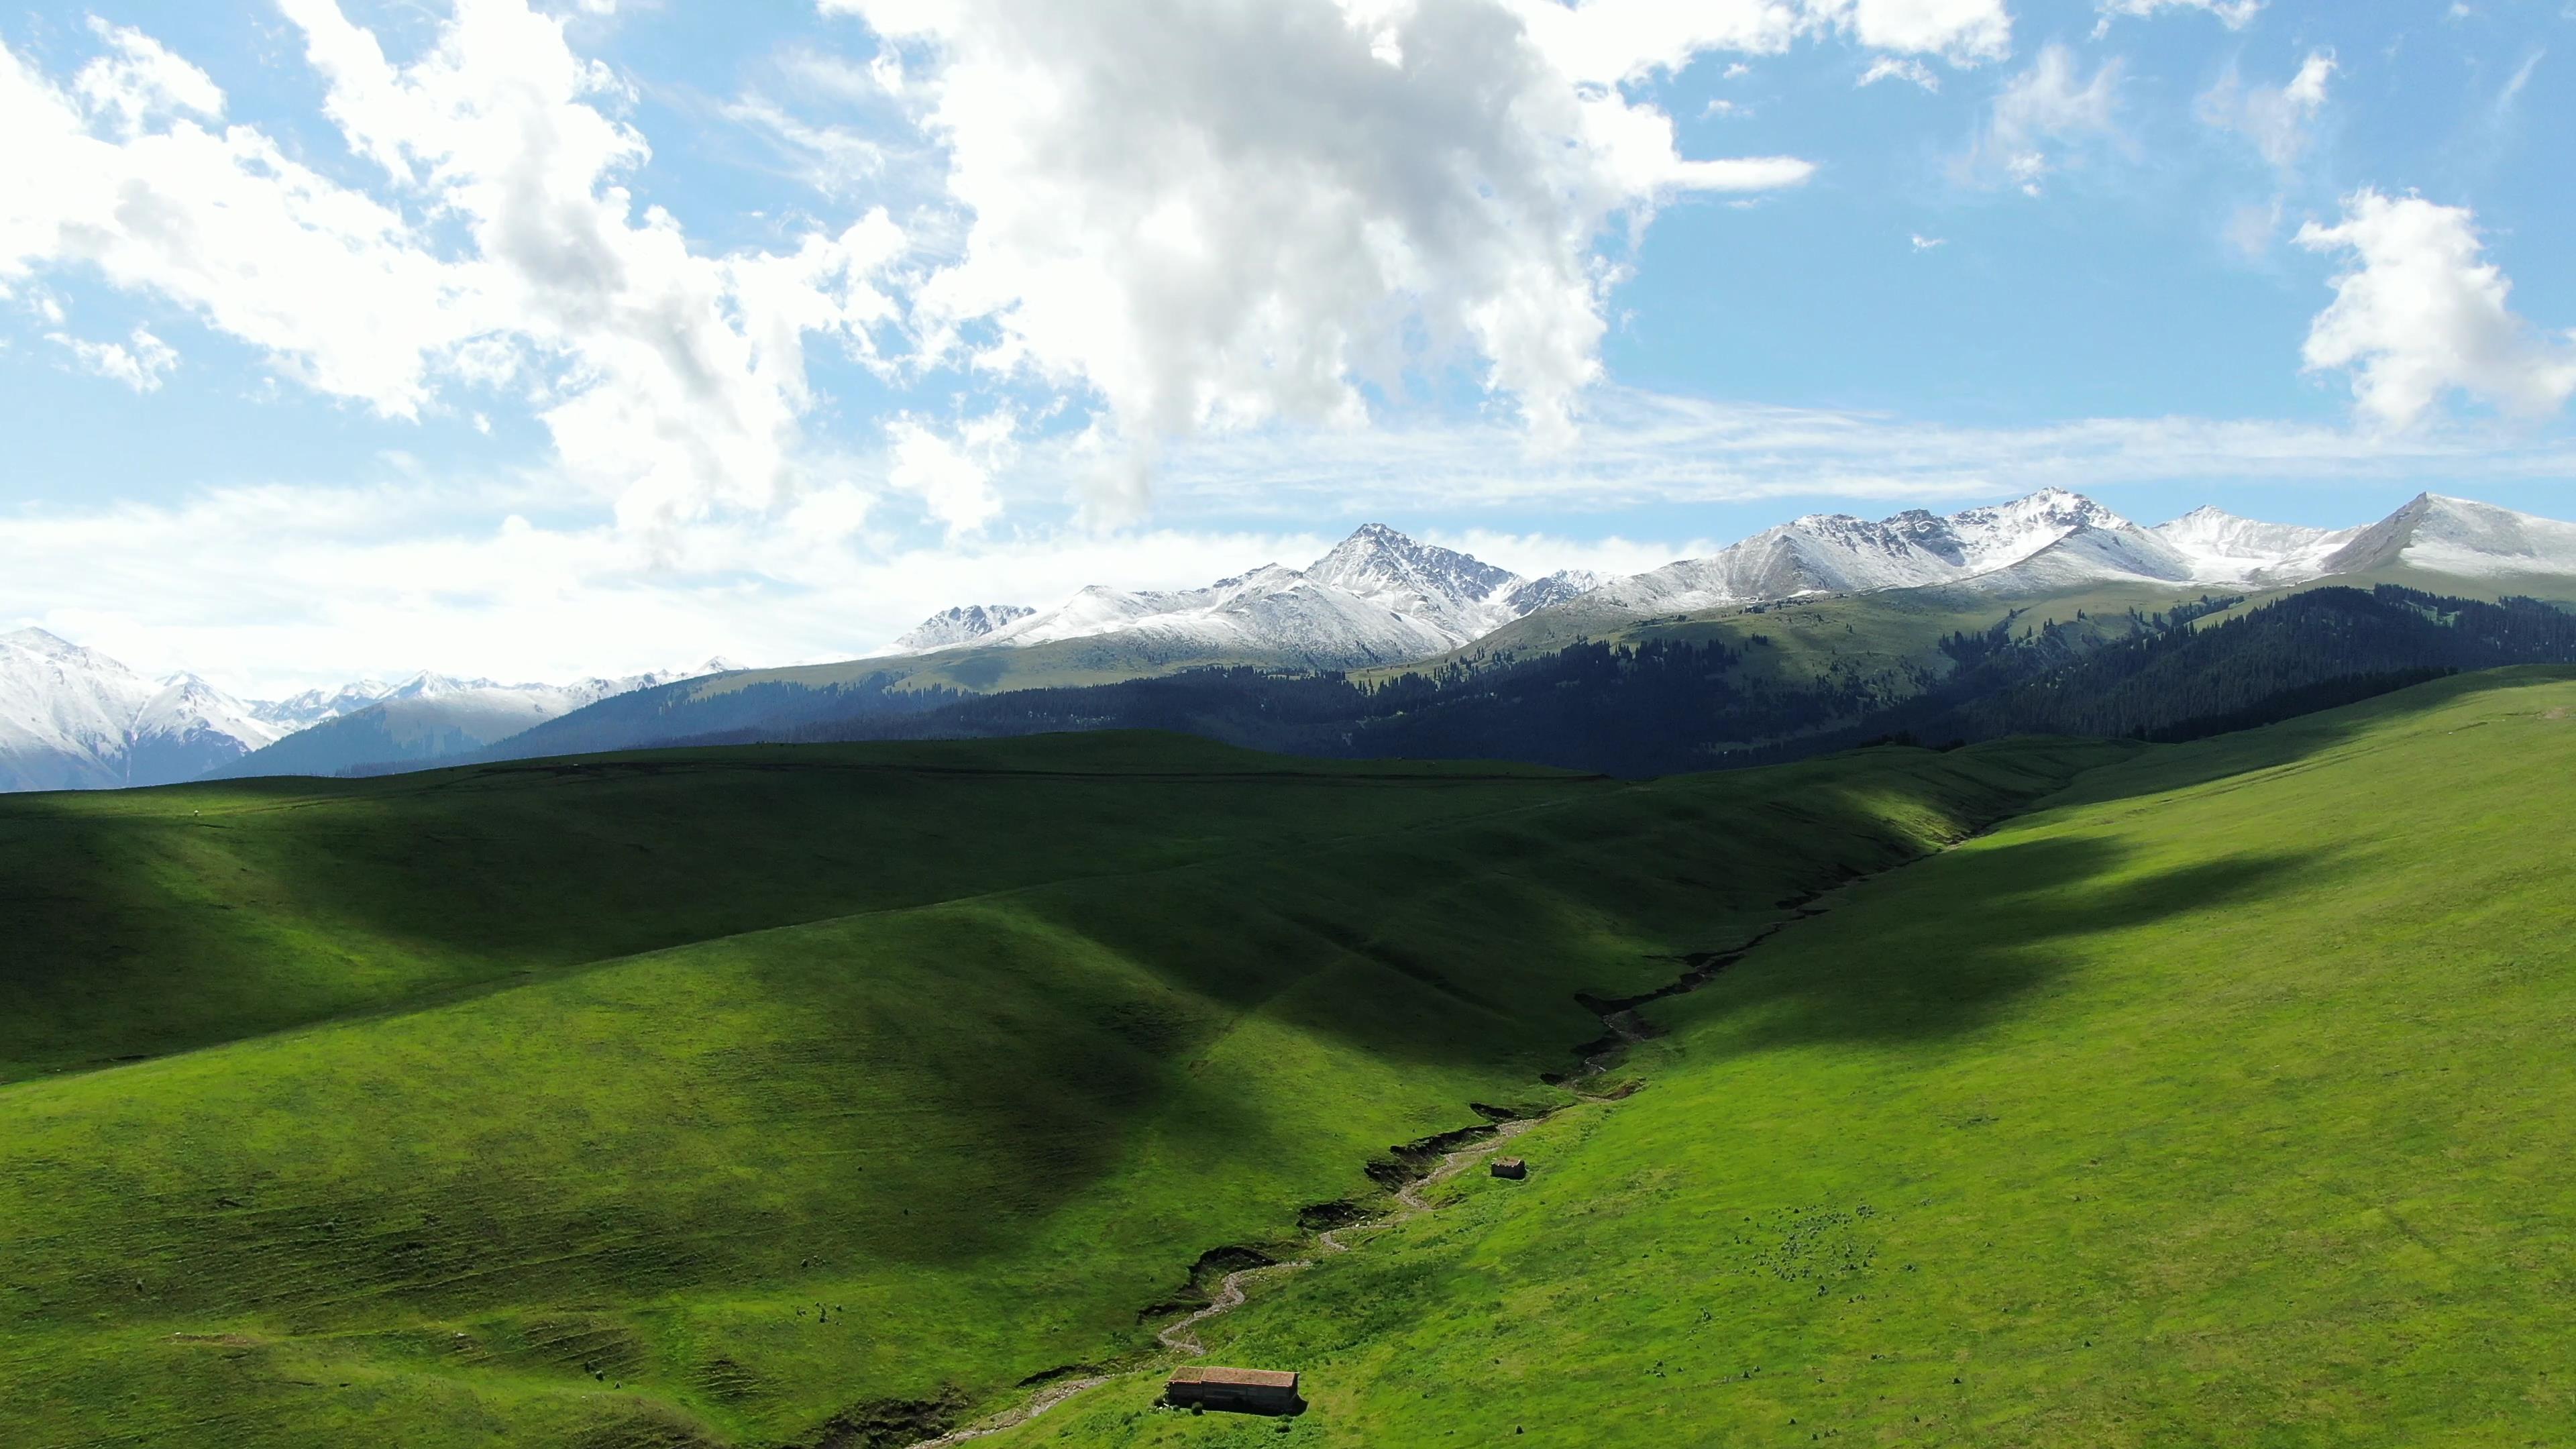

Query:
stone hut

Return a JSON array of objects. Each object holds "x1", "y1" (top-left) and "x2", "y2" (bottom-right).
[
  {"x1": 1491, "y1": 1157, "x2": 1527, "y2": 1179},
  {"x1": 1165, "y1": 1366, "x2": 1303, "y2": 1415}
]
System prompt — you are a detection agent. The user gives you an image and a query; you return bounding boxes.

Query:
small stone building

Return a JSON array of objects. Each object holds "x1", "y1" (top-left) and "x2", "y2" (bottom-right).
[
  {"x1": 1491, "y1": 1157, "x2": 1527, "y2": 1179},
  {"x1": 1165, "y1": 1366, "x2": 1303, "y2": 1415}
]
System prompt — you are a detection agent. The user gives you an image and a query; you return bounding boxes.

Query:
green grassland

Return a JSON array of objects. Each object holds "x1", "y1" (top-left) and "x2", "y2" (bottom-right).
[
  {"x1": 0, "y1": 731, "x2": 2116, "y2": 1447},
  {"x1": 999, "y1": 666, "x2": 2576, "y2": 1447}
]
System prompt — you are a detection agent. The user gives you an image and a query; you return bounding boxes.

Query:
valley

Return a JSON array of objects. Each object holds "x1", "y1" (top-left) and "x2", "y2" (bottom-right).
[{"x1": 7, "y1": 668, "x2": 2575, "y2": 1446}]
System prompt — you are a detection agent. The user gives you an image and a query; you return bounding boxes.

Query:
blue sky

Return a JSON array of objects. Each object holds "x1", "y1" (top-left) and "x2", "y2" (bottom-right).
[{"x1": 1, "y1": 0, "x2": 2571, "y2": 692}]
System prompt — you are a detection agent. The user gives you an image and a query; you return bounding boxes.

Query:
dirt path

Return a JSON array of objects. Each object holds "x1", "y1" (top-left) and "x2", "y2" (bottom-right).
[
  {"x1": 900, "y1": 878, "x2": 1866, "y2": 1446},
  {"x1": 1155, "y1": 1114, "x2": 1551, "y2": 1358},
  {"x1": 908, "y1": 1373, "x2": 1114, "y2": 1449}
]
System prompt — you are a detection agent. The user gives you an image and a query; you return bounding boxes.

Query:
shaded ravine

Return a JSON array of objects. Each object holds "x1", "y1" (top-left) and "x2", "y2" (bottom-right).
[{"x1": 896, "y1": 871, "x2": 1878, "y2": 1446}]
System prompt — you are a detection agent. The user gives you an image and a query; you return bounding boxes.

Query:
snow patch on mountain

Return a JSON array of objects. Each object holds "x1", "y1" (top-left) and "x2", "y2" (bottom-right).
[{"x1": 896, "y1": 605, "x2": 1034, "y2": 651}]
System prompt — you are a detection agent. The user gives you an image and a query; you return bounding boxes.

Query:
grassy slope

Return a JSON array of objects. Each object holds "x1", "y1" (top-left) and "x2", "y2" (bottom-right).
[
  {"x1": 0, "y1": 733, "x2": 1614, "y2": 1083},
  {"x1": 0, "y1": 733, "x2": 2118, "y2": 1448},
  {"x1": 1001, "y1": 666, "x2": 2576, "y2": 1447}
]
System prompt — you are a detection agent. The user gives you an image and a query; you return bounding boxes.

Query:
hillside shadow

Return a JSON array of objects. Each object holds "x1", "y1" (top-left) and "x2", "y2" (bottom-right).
[{"x1": 1660, "y1": 834, "x2": 2332, "y2": 1053}]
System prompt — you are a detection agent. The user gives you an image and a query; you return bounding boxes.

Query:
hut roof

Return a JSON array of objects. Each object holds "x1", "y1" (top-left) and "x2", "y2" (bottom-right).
[{"x1": 1169, "y1": 1366, "x2": 1298, "y2": 1389}]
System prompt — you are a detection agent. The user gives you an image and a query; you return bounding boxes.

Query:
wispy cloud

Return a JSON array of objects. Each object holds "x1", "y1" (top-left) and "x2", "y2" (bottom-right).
[
  {"x1": 1860, "y1": 57, "x2": 1940, "y2": 93},
  {"x1": 11, "y1": 388, "x2": 2571, "y2": 694}
]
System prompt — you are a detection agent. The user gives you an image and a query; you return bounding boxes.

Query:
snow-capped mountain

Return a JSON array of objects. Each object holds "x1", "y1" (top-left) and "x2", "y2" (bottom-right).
[
  {"x1": 1570, "y1": 490, "x2": 2576, "y2": 624},
  {"x1": 2149, "y1": 507, "x2": 2363, "y2": 585},
  {"x1": 213, "y1": 658, "x2": 744, "y2": 782},
  {"x1": 896, "y1": 605, "x2": 1034, "y2": 651},
  {"x1": 252, "y1": 679, "x2": 396, "y2": 731},
  {"x1": 1302, "y1": 523, "x2": 1529, "y2": 641},
  {"x1": 2312, "y1": 493, "x2": 2576, "y2": 581},
  {"x1": 1587, "y1": 488, "x2": 2133, "y2": 614},
  {"x1": 0, "y1": 629, "x2": 282, "y2": 792},
  {"x1": 897, "y1": 526, "x2": 1578, "y2": 670}
]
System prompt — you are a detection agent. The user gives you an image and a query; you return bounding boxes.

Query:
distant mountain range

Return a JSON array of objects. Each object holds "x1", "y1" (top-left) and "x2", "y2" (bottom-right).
[
  {"x1": 9, "y1": 490, "x2": 2576, "y2": 791},
  {"x1": 868, "y1": 490, "x2": 2576, "y2": 682},
  {"x1": 479, "y1": 490, "x2": 2576, "y2": 777},
  {"x1": 875, "y1": 522, "x2": 1605, "y2": 676},
  {"x1": 0, "y1": 637, "x2": 739, "y2": 792}
]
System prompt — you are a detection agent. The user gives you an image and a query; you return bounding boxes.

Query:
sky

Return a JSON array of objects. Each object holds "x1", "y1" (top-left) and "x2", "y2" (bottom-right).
[{"x1": 1, "y1": 0, "x2": 2571, "y2": 695}]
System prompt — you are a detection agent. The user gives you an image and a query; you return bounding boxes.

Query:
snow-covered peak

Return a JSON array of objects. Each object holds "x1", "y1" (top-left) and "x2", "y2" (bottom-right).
[
  {"x1": 2322, "y1": 493, "x2": 2576, "y2": 580},
  {"x1": 136, "y1": 674, "x2": 282, "y2": 750},
  {"x1": 1, "y1": 632, "x2": 275, "y2": 790},
  {"x1": 2149, "y1": 506, "x2": 2355, "y2": 584},
  {"x1": 2, "y1": 626, "x2": 87, "y2": 659},
  {"x1": 383, "y1": 671, "x2": 498, "y2": 700},
  {"x1": 1589, "y1": 490, "x2": 2136, "y2": 614},
  {"x1": 896, "y1": 604, "x2": 1034, "y2": 651},
  {"x1": 1945, "y1": 488, "x2": 2130, "y2": 570},
  {"x1": 1303, "y1": 525, "x2": 1526, "y2": 640},
  {"x1": 893, "y1": 525, "x2": 1556, "y2": 669},
  {"x1": 252, "y1": 679, "x2": 395, "y2": 729},
  {"x1": 1504, "y1": 570, "x2": 1607, "y2": 615}
]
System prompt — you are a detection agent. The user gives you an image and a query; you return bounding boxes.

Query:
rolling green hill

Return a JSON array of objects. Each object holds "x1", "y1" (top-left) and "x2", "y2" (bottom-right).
[
  {"x1": 0, "y1": 731, "x2": 2118, "y2": 1448},
  {"x1": 15, "y1": 669, "x2": 2575, "y2": 1448},
  {"x1": 995, "y1": 665, "x2": 2576, "y2": 1447}
]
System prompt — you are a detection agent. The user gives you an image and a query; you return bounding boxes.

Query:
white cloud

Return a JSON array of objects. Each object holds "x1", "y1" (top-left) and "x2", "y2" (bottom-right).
[
  {"x1": 885, "y1": 412, "x2": 1015, "y2": 537},
  {"x1": 2095, "y1": 0, "x2": 2263, "y2": 32},
  {"x1": 721, "y1": 92, "x2": 890, "y2": 195},
  {"x1": 0, "y1": 23, "x2": 475, "y2": 414},
  {"x1": 3, "y1": 4, "x2": 910, "y2": 540},
  {"x1": 2295, "y1": 189, "x2": 2576, "y2": 430},
  {"x1": 828, "y1": 0, "x2": 1830, "y2": 504},
  {"x1": 1809, "y1": 0, "x2": 2012, "y2": 61},
  {"x1": 279, "y1": 0, "x2": 909, "y2": 534},
  {"x1": 70, "y1": 17, "x2": 223, "y2": 136},
  {"x1": 2198, "y1": 48, "x2": 2334, "y2": 170},
  {"x1": 1967, "y1": 43, "x2": 2123, "y2": 195},
  {"x1": 1860, "y1": 56, "x2": 1941, "y2": 91},
  {"x1": 2492, "y1": 48, "x2": 2543, "y2": 121},
  {"x1": 47, "y1": 325, "x2": 178, "y2": 391},
  {"x1": 1911, "y1": 233, "x2": 1947, "y2": 250},
  {"x1": 1503, "y1": 0, "x2": 2010, "y2": 81}
]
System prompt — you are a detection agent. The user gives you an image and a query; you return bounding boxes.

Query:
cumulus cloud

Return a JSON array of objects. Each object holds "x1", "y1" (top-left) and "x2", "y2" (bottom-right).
[
  {"x1": 2095, "y1": 0, "x2": 2263, "y2": 32},
  {"x1": 2199, "y1": 48, "x2": 2334, "y2": 170},
  {"x1": 2, "y1": 3, "x2": 908, "y2": 538},
  {"x1": 2295, "y1": 189, "x2": 2576, "y2": 430},
  {"x1": 48, "y1": 325, "x2": 178, "y2": 391},
  {"x1": 885, "y1": 412, "x2": 1016, "y2": 537},
  {"x1": 1966, "y1": 43, "x2": 2123, "y2": 195},
  {"x1": 828, "y1": 0, "x2": 1845, "y2": 509},
  {"x1": 0, "y1": 23, "x2": 475, "y2": 413},
  {"x1": 280, "y1": 0, "x2": 908, "y2": 533},
  {"x1": 1809, "y1": 0, "x2": 2013, "y2": 61}
]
